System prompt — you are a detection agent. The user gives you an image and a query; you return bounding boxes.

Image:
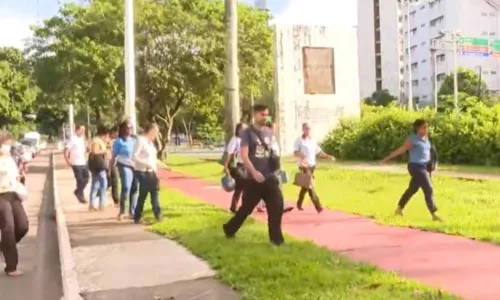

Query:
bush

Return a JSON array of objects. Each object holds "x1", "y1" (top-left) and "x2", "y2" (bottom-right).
[{"x1": 322, "y1": 104, "x2": 500, "y2": 165}]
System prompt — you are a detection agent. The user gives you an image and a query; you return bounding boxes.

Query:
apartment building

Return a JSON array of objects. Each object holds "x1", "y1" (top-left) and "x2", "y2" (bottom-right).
[
  {"x1": 403, "y1": 0, "x2": 500, "y2": 104},
  {"x1": 358, "y1": 0, "x2": 405, "y2": 100}
]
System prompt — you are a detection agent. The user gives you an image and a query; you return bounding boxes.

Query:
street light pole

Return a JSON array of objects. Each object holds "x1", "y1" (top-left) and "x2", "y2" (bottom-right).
[
  {"x1": 224, "y1": 0, "x2": 240, "y2": 143},
  {"x1": 124, "y1": 0, "x2": 137, "y2": 134},
  {"x1": 451, "y1": 32, "x2": 460, "y2": 114}
]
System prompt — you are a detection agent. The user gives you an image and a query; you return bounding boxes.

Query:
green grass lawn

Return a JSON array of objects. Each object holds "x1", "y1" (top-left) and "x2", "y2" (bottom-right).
[
  {"x1": 143, "y1": 187, "x2": 456, "y2": 300},
  {"x1": 165, "y1": 155, "x2": 500, "y2": 244}
]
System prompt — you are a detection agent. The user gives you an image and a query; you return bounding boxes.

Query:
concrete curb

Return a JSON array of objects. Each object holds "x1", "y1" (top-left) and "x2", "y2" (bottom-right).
[{"x1": 51, "y1": 151, "x2": 82, "y2": 300}]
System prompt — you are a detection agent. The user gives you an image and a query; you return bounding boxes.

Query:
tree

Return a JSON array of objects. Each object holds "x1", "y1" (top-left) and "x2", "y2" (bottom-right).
[
  {"x1": 438, "y1": 67, "x2": 489, "y2": 99},
  {"x1": 0, "y1": 47, "x2": 39, "y2": 133},
  {"x1": 363, "y1": 89, "x2": 397, "y2": 107}
]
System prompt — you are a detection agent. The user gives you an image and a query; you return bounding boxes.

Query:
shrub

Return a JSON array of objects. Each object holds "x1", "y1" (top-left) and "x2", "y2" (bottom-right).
[{"x1": 322, "y1": 104, "x2": 500, "y2": 165}]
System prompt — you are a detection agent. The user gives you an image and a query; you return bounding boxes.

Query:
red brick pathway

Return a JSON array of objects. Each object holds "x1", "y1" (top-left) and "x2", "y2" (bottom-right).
[{"x1": 157, "y1": 170, "x2": 500, "y2": 300}]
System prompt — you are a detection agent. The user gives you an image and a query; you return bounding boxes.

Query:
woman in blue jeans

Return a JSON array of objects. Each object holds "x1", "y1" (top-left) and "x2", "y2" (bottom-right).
[
  {"x1": 132, "y1": 123, "x2": 162, "y2": 223},
  {"x1": 110, "y1": 120, "x2": 138, "y2": 221},
  {"x1": 88, "y1": 126, "x2": 109, "y2": 211},
  {"x1": 382, "y1": 119, "x2": 442, "y2": 221}
]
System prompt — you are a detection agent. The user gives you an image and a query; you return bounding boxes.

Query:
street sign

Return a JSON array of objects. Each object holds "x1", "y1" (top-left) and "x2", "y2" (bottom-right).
[
  {"x1": 491, "y1": 40, "x2": 500, "y2": 58},
  {"x1": 458, "y1": 37, "x2": 489, "y2": 57}
]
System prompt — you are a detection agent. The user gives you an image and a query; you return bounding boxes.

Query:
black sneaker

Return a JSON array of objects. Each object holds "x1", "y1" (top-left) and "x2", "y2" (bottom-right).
[
  {"x1": 283, "y1": 206, "x2": 294, "y2": 213},
  {"x1": 222, "y1": 224, "x2": 235, "y2": 239}
]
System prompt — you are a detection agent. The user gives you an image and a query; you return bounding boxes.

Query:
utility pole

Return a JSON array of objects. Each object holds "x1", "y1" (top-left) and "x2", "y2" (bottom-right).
[
  {"x1": 476, "y1": 65, "x2": 482, "y2": 97},
  {"x1": 224, "y1": 0, "x2": 240, "y2": 143},
  {"x1": 431, "y1": 47, "x2": 438, "y2": 110},
  {"x1": 451, "y1": 31, "x2": 460, "y2": 114},
  {"x1": 68, "y1": 104, "x2": 74, "y2": 138},
  {"x1": 124, "y1": 0, "x2": 137, "y2": 134}
]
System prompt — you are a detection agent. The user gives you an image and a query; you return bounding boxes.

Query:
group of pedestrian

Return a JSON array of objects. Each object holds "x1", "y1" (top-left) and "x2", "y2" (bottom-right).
[
  {"x1": 63, "y1": 119, "x2": 163, "y2": 224},
  {"x1": 222, "y1": 104, "x2": 442, "y2": 246}
]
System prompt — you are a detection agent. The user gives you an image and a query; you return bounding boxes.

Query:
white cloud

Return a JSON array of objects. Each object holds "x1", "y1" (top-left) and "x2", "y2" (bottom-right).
[
  {"x1": 272, "y1": 0, "x2": 357, "y2": 27},
  {"x1": 0, "y1": 16, "x2": 37, "y2": 49}
]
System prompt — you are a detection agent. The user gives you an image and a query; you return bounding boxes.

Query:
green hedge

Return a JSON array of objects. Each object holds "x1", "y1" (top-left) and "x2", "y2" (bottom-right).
[{"x1": 322, "y1": 104, "x2": 500, "y2": 165}]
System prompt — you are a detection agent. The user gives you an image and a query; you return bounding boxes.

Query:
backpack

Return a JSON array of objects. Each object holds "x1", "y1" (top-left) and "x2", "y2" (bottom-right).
[
  {"x1": 88, "y1": 152, "x2": 106, "y2": 173},
  {"x1": 427, "y1": 145, "x2": 438, "y2": 173}
]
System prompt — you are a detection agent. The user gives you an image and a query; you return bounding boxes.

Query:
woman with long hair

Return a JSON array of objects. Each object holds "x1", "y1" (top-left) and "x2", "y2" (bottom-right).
[
  {"x1": 110, "y1": 119, "x2": 139, "y2": 220},
  {"x1": 224, "y1": 123, "x2": 247, "y2": 213},
  {"x1": 0, "y1": 130, "x2": 29, "y2": 276},
  {"x1": 88, "y1": 125, "x2": 110, "y2": 211},
  {"x1": 382, "y1": 119, "x2": 442, "y2": 221},
  {"x1": 133, "y1": 123, "x2": 162, "y2": 223}
]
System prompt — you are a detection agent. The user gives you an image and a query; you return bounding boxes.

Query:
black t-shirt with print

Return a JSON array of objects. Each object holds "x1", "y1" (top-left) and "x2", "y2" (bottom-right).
[{"x1": 241, "y1": 126, "x2": 275, "y2": 178}]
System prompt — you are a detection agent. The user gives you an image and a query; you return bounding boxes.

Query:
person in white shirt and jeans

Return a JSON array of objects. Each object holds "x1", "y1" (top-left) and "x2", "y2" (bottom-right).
[
  {"x1": 293, "y1": 122, "x2": 335, "y2": 213},
  {"x1": 64, "y1": 125, "x2": 89, "y2": 203},
  {"x1": 0, "y1": 130, "x2": 29, "y2": 277},
  {"x1": 224, "y1": 123, "x2": 247, "y2": 213},
  {"x1": 132, "y1": 123, "x2": 162, "y2": 223}
]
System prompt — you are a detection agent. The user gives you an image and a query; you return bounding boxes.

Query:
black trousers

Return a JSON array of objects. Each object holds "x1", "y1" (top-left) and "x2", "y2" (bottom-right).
[
  {"x1": 297, "y1": 166, "x2": 322, "y2": 210},
  {"x1": 224, "y1": 176, "x2": 284, "y2": 245},
  {"x1": 107, "y1": 166, "x2": 119, "y2": 204},
  {"x1": 0, "y1": 192, "x2": 29, "y2": 273},
  {"x1": 228, "y1": 164, "x2": 245, "y2": 210},
  {"x1": 71, "y1": 165, "x2": 89, "y2": 201},
  {"x1": 398, "y1": 163, "x2": 438, "y2": 213}
]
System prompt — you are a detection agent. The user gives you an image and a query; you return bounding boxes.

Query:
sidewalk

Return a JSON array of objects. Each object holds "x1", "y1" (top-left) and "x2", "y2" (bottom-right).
[
  {"x1": 157, "y1": 169, "x2": 500, "y2": 300},
  {"x1": 0, "y1": 152, "x2": 62, "y2": 300},
  {"x1": 53, "y1": 153, "x2": 239, "y2": 300}
]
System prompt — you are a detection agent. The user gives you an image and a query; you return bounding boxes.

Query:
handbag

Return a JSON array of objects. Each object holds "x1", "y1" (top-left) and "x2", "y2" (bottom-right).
[
  {"x1": 249, "y1": 126, "x2": 281, "y2": 172},
  {"x1": 88, "y1": 153, "x2": 106, "y2": 173},
  {"x1": 293, "y1": 172, "x2": 312, "y2": 189}
]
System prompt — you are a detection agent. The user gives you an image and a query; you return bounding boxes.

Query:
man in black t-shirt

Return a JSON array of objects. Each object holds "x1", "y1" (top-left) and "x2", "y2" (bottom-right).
[{"x1": 223, "y1": 103, "x2": 285, "y2": 246}]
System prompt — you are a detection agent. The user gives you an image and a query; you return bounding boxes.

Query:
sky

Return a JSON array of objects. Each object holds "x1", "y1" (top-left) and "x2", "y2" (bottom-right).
[{"x1": 0, "y1": 0, "x2": 357, "y2": 49}]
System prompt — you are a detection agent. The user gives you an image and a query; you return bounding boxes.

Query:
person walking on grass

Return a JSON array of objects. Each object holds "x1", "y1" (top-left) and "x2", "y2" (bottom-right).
[
  {"x1": 0, "y1": 131, "x2": 29, "y2": 277},
  {"x1": 256, "y1": 118, "x2": 294, "y2": 214},
  {"x1": 110, "y1": 119, "x2": 138, "y2": 221},
  {"x1": 224, "y1": 123, "x2": 247, "y2": 213},
  {"x1": 382, "y1": 119, "x2": 442, "y2": 222},
  {"x1": 88, "y1": 126, "x2": 110, "y2": 211},
  {"x1": 133, "y1": 123, "x2": 162, "y2": 223},
  {"x1": 64, "y1": 125, "x2": 89, "y2": 204},
  {"x1": 294, "y1": 122, "x2": 335, "y2": 213},
  {"x1": 223, "y1": 103, "x2": 285, "y2": 246}
]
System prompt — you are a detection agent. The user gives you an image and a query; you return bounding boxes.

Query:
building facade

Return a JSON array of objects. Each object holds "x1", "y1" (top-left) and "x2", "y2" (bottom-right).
[
  {"x1": 358, "y1": 0, "x2": 405, "y2": 100},
  {"x1": 402, "y1": 0, "x2": 500, "y2": 104}
]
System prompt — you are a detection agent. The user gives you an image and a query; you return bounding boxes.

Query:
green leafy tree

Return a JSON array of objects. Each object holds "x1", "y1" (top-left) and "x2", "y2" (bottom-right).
[
  {"x1": 363, "y1": 89, "x2": 397, "y2": 107},
  {"x1": 438, "y1": 67, "x2": 489, "y2": 99}
]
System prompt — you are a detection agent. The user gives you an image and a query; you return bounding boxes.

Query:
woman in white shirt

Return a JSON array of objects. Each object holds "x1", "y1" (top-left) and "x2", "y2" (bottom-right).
[
  {"x1": 224, "y1": 123, "x2": 247, "y2": 213},
  {"x1": 132, "y1": 123, "x2": 161, "y2": 223},
  {"x1": 0, "y1": 131, "x2": 29, "y2": 277}
]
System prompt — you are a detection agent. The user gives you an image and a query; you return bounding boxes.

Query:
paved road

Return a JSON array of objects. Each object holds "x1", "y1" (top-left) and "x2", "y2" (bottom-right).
[
  {"x1": 159, "y1": 168, "x2": 500, "y2": 300},
  {"x1": 54, "y1": 153, "x2": 239, "y2": 300},
  {"x1": 0, "y1": 152, "x2": 62, "y2": 300}
]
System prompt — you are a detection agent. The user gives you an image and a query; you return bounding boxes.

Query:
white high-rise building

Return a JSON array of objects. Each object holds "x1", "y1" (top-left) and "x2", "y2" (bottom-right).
[
  {"x1": 357, "y1": 0, "x2": 405, "y2": 100},
  {"x1": 402, "y1": 0, "x2": 500, "y2": 105}
]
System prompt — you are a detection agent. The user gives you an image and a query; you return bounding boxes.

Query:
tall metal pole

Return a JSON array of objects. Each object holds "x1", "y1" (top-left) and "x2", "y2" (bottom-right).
[
  {"x1": 224, "y1": 0, "x2": 240, "y2": 143},
  {"x1": 68, "y1": 104, "x2": 74, "y2": 138},
  {"x1": 125, "y1": 0, "x2": 137, "y2": 134},
  {"x1": 406, "y1": 2, "x2": 413, "y2": 110},
  {"x1": 432, "y1": 48, "x2": 438, "y2": 110},
  {"x1": 452, "y1": 33, "x2": 459, "y2": 114}
]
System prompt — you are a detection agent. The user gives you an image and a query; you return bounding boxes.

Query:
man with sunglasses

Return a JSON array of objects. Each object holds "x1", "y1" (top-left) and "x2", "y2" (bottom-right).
[{"x1": 223, "y1": 103, "x2": 285, "y2": 246}]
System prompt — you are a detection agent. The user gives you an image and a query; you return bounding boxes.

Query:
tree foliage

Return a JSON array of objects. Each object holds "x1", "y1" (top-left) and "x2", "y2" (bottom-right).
[
  {"x1": 28, "y1": 0, "x2": 273, "y2": 151},
  {"x1": 363, "y1": 89, "x2": 397, "y2": 107},
  {"x1": 0, "y1": 47, "x2": 38, "y2": 135},
  {"x1": 438, "y1": 67, "x2": 489, "y2": 99}
]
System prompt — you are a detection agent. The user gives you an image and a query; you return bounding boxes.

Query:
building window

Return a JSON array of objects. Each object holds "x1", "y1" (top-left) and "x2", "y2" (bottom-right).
[
  {"x1": 437, "y1": 73, "x2": 446, "y2": 81},
  {"x1": 483, "y1": 70, "x2": 489, "y2": 75},
  {"x1": 421, "y1": 41, "x2": 426, "y2": 46},
  {"x1": 376, "y1": 80, "x2": 382, "y2": 91},
  {"x1": 422, "y1": 77, "x2": 428, "y2": 81},
  {"x1": 421, "y1": 23, "x2": 425, "y2": 27},
  {"x1": 490, "y1": 12, "x2": 496, "y2": 17},
  {"x1": 492, "y1": 71, "x2": 497, "y2": 75},
  {"x1": 482, "y1": 12, "x2": 488, "y2": 17},
  {"x1": 302, "y1": 47, "x2": 336, "y2": 94},
  {"x1": 482, "y1": 31, "x2": 488, "y2": 36},
  {"x1": 422, "y1": 59, "x2": 427, "y2": 63},
  {"x1": 412, "y1": 80, "x2": 419, "y2": 87},
  {"x1": 430, "y1": 16, "x2": 444, "y2": 27},
  {"x1": 420, "y1": 5, "x2": 425, "y2": 10},
  {"x1": 411, "y1": 62, "x2": 418, "y2": 70},
  {"x1": 490, "y1": 32, "x2": 496, "y2": 36},
  {"x1": 437, "y1": 53, "x2": 445, "y2": 62}
]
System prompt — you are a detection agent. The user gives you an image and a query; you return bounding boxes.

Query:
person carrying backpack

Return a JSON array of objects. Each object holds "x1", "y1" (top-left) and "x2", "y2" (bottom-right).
[
  {"x1": 88, "y1": 126, "x2": 109, "y2": 211},
  {"x1": 382, "y1": 119, "x2": 442, "y2": 221},
  {"x1": 224, "y1": 123, "x2": 247, "y2": 213}
]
